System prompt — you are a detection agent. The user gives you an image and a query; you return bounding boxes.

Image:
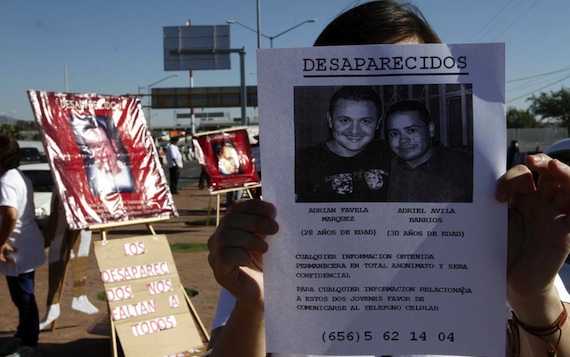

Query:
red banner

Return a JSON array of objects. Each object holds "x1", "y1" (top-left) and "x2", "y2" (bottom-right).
[
  {"x1": 28, "y1": 91, "x2": 177, "y2": 230},
  {"x1": 193, "y1": 128, "x2": 260, "y2": 192}
]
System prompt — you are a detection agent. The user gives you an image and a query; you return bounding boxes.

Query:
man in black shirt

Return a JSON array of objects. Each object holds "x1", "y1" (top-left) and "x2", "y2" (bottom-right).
[
  {"x1": 295, "y1": 86, "x2": 392, "y2": 202},
  {"x1": 385, "y1": 100, "x2": 472, "y2": 202}
]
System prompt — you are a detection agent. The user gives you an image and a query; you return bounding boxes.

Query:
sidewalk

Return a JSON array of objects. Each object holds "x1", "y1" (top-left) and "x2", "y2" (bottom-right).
[{"x1": 0, "y1": 182, "x2": 221, "y2": 356}]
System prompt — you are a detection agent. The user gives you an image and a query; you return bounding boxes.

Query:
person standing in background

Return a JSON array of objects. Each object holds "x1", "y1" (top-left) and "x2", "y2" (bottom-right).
[
  {"x1": 0, "y1": 135, "x2": 46, "y2": 357},
  {"x1": 507, "y1": 139, "x2": 520, "y2": 169},
  {"x1": 166, "y1": 136, "x2": 183, "y2": 194},
  {"x1": 225, "y1": 190, "x2": 243, "y2": 209},
  {"x1": 39, "y1": 194, "x2": 99, "y2": 331},
  {"x1": 198, "y1": 167, "x2": 208, "y2": 190}
]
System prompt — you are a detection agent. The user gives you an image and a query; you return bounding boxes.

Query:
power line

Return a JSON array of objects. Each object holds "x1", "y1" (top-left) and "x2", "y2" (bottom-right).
[
  {"x1": 470, "y1": 0, "x2": 520, "y2": 42},
  {"x1": 507, "y1": 74, "x2": 570, "y2": 103},
  {"x1": 506, "y1": 66, "x2": 570, "y2": 104},
  {"x1": 507, "y1": 66, "x2": 570, "y2": 83},
  {"x1": 509, "y1": 75, "x2": 562, "y2": 94},
  {"x1": 490, "y1": 0, "x2": 540, "y2": 41},
  {"x1": 470, "y1": 0, "x2": 541, "y2": 43}
]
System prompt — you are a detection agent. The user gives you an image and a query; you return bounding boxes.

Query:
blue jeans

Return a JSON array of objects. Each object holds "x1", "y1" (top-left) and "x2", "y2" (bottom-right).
[
  {"x1": 6, "y1": 271, "x2": 39, "y2": 347},
  {"x1": 169, "y1": 166, "x2": 180, "y2": 193},
  {"x1": 226, "y1": 189, "x2": 243, "y2": 208}
]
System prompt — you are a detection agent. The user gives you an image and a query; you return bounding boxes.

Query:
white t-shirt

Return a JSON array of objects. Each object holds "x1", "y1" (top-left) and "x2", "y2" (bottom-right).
[
  {"x1": 212, "y1": 276, "x2": 570, "y2": 357},
  {"x1": 166, "y1": 143, "x2": 183, "y2": 169},
  {"x1": 0, "y1": 169, "x2": 46, "y2": 276}
]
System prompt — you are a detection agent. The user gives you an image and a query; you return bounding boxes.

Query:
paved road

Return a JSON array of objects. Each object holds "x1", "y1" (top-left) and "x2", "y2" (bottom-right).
[
  {"x1": 164, "y1": 157, "x2": 203, "y2": 190},
  {"x1": 179, "y1": 158, "x2": 203, "y2": 182}
]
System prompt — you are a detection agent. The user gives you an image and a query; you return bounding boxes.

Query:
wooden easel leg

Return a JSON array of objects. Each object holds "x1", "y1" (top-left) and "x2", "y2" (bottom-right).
[
  {"x1": 181, "y1": 286, "x2": 210, "y2": 342},
  {"x1": 49, "y1": 230, "x2": 79, "y2": 331},
  {"x1": 97, "y1": 229, "x2": 118, "y2": 356},
  {"x1": 146, "y1": 223, "x2": 156, "y2": 236},
  {"x1": 216, "y1": 194, "x2": 221, "y2": 226},
  {"x1": 110, "y1": 313, "x2": 118, "y2": 357},
  {"x1": 206, "y1": 196, "x2": 212, "y2": 227},
  {"x1": 48, "y1": 260, "x2": 68, "y2": 332}
]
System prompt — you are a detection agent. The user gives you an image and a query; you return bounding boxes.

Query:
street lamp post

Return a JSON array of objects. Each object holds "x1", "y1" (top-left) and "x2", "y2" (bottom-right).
[
  {"x1": 267, "y1": 19, "x2": 316, "y2": 48},
  {"x1": 256, "y1": 0, "x2": 261, "y2": 49},
  {"x1": 147, "y1": 74, "x2": 179, "y2": 130},
  {"x1": 226, "y1": 18, "x2": 316, "y2": 48}
]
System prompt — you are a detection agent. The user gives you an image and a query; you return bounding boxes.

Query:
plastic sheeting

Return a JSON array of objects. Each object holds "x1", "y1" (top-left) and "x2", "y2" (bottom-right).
[
  {"x1": 193, "y1": 127, "x2": 260, "y2": 192},
  {"x1": 28, "y1": 90, "x2": 177, "y2": 230}
]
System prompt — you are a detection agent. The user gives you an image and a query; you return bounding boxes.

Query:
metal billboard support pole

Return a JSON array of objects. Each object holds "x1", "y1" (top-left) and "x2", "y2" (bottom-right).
[
  {"x1": 256, "y1": 0, "x2": 262, "y2": 49},
  {"x1": 240, "y1": 47, "x2": 247, "y2": 126},
  {"x1": 170, "y1": 48, "x2": 248, "y2": 126}
]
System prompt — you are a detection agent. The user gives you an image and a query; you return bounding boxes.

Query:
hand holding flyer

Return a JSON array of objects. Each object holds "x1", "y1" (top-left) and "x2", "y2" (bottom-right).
[{"x1": 206, "y1": 2, "x2": 570, "y2": 357}]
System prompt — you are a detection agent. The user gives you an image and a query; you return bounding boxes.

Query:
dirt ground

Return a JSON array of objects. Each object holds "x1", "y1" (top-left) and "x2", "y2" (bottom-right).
[{"x1": 0, "y1": 182, "x2": 221, "y2": 357}]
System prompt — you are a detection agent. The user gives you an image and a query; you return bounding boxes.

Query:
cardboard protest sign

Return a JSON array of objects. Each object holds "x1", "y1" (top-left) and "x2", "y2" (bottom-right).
[
  {"x1": 27, "y1": 91, "x2": 177, "y2": 230},
  {"x1": 192, "y1": 127, "x2": 260, "y2": 191},
  {"x1": 94, "y1": 235, "x2": 204, "y2": 356}
]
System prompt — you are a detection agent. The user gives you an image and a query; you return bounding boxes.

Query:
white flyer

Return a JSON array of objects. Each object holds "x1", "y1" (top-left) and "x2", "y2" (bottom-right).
[{"x1": 258, "y1": 43, "x2": 506, "y2": 356}]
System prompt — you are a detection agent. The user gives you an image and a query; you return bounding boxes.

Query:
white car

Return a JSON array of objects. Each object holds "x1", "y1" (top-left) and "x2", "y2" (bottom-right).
[
  {"x1": 20, "y1": 162, "x2": 54, "y2": 229},
  {"x1": 544, "y1": 139, "x2": 570, "y2": 275},
  {"x1": 544, "y1": 138, "x2": 570, "y2": 164}
]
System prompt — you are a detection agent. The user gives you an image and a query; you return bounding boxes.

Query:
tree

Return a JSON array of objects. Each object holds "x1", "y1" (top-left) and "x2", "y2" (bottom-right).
[
  {"x1": 506, "y1": 107, "x2": 539, "y2": 128},
  {"x1": 528, "y1": 87, "x2": 570, "y2": 135},
  {"x1": 0, "y1": 124, "x2": 17, "y2": 137},
  {"x1": 15, "y1": 119, "x2": 38, "y2": 132}
]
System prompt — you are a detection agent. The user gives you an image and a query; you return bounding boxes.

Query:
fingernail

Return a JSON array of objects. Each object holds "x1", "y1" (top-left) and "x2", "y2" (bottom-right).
[
  {"x1": 554, "y1": 159, "x2": 567, "y2": 170},
  {"x1": 531, "y1": 155, "x2": 543, "y2": 163}
]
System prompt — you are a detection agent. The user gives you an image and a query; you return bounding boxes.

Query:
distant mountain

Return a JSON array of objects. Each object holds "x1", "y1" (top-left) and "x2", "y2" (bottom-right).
[{"x1": 0, "y1": 115, "x2": 17, "y2": 125}]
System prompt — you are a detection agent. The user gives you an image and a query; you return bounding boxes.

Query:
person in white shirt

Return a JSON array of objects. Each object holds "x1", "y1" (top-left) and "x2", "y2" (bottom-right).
[
  {"x1": 166, "y1": 136, "x2": 183, "y2": 194},
  {"x1": 39, "y1": 194, "x2": 99, "y2": 331},
  {"x1": 205, "y1": 2, "x2": 570, "y2": 357},
  {"x1": 0, "y1": 135, "x2": 46, "y2": 357}
]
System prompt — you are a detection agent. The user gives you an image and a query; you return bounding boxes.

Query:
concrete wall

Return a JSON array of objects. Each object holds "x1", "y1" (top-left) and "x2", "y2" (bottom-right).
[{"x1": 507, "y1": 127, "x2": 567, "y2": 152}]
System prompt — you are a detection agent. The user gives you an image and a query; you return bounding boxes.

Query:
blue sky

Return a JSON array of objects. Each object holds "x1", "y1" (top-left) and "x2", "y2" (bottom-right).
[{"x1": 1, "y1": 0, "x2": 569, "y2": 127}]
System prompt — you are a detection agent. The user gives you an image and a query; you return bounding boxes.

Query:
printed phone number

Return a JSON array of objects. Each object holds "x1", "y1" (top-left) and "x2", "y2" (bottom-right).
[{"x1": 322, "y1": 330, "x2": 455, "y2": 343}]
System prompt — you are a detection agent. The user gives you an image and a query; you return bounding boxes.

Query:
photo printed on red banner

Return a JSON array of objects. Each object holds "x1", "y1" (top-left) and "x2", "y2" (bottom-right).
[
  {"x1": 192, "y1": 127, "x2": 260, "y2": 192},
  {"x1": 28, "y1": 91, "x2": 177, "y2": 230}
]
